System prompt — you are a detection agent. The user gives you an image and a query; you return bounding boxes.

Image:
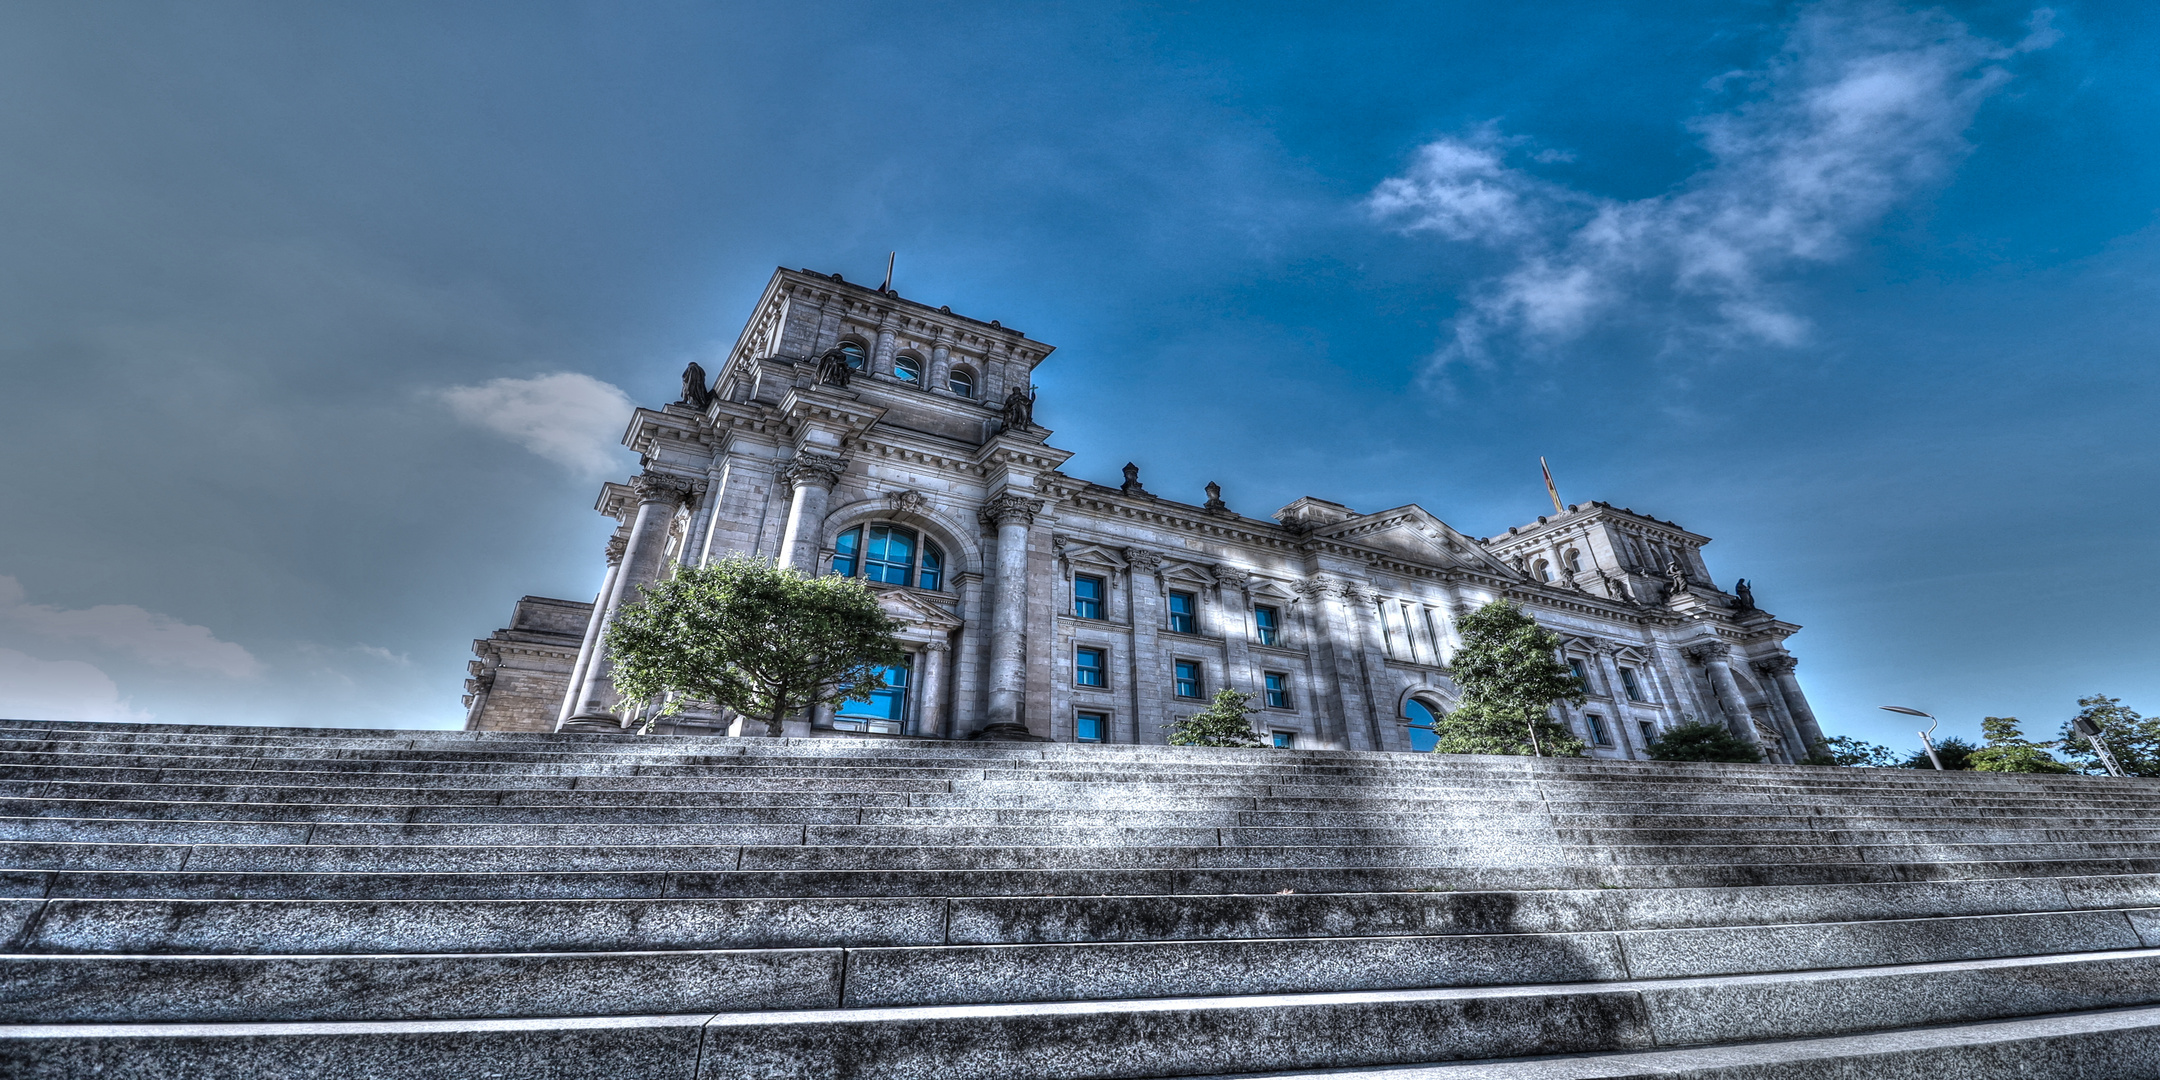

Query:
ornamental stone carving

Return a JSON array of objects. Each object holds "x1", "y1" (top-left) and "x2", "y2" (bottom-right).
[
  {"x1": 1214, "y1": 565, "x2": 1250, "y2": 594},
  {"x1": 629, "y1": 471, "x2": 700, "y2": 506},
  {"x1": 1123, "y1": 547, "x2": 1164, "y2": 574},
  {"x1": 604, "y1": 535, "x2": 628, "y2": 564},
  {"x1": 1752, "y1": 654, "x2": 1798, "y2": 677},
  {"x1": 778, "y1": 453, "x2": 845, "y2": 490},
  {"x1": 1293, "y1": 577, "x2": 1333, "y2": 600},
  {"x1": 1686, "y1": 641, "x2": 1733, "y2": 664},
  {"x1": 979, "y1": 494, "x2": 1045, "y2": 528},
  {"x1": 885, "y1": 489, "x2": 930, "y2": 516}
]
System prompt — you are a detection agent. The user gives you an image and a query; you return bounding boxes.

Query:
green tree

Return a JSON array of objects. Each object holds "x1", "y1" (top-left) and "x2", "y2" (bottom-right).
[
  {"x1": 2055, "y1": 695, "x2": 2160, "y2": 777},
  {"x1": 1166, "y1": 689, "x2": 1267, "y2": 748},
  {"x1": 605, "y1": 555, "x2": 907, "y2": 737},
  {"x1": 1898, "y1": 736, "x2": 1977, "y2": 770},
  {"x1": 1647, "y1": 720, "x2": 1765, "y2": 763},
  {"x1": 1808, "y1": 734, "x2": 1898, "y2": 768},
  {"x1": 1433, "y1": 600, "x2": 1586, "y2": 757},
  {"x1": 1966, "y1": 716, "x2": 2073, "y2": 774}
]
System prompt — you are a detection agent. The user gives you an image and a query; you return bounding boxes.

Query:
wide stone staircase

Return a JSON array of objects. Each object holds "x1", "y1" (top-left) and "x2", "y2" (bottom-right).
[{"x1": 2, "y1": 717, "x2": 2159, "y2": 1078}]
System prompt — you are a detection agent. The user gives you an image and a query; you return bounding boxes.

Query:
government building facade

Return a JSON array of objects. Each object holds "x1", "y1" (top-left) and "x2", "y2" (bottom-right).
[{"x1": 462, "y1": 267, "x2": 1827, "y2": 762}]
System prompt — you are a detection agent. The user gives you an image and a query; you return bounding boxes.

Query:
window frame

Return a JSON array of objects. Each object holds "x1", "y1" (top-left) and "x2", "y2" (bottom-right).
[
  {"x1": 1263, "y1": 671, "x2": 1291, "y2": 710},
  {"x1": 836, "y1": 340, "x2": 868, "y2": 370},
  {"x1": 1074, "y1": 646, "x2": 1109, "y2": 689},
  {"x1": 947, "y1": 366, "x2": 977, "y2": 397},
  {"x1": 1172, "y1": 659, "x2": 1203, "y2": 699},
  {"x1": 1167, "y1": 590, "x2": 1198, "y2": 634},
  {"x1": 1075, "y1": 711, "x2": 1108, "y2": 743},
  {"x1": 1253, "y1": 604, "x2": 1280, "y2": 646},
  {"x1": 1271, "y1": 731, "x2": 1296, "y2": 748},
  {"x1": 1619, "y1": 666, "x2": 1645, "y2": 702},
  {"x1": 1585, "y1": 713, "x2": 1613, "y2": 747},
  {"x1": 893, "y1": 353, "x2": 925, "y2": 384},
  {"x1": 829, "y1": 523, "x2": 946, "y2": 593},
  {"x1": 1072, "y1": 574, "x2": 1105, "y2": 620}
]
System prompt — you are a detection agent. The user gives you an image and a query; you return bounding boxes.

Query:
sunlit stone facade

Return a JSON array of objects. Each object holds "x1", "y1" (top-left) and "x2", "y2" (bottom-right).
[{"x1": 469, "y1": 267, "x2": 1825, "y2": 762}]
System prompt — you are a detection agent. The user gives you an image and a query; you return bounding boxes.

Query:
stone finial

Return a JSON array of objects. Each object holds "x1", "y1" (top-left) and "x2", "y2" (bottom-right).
[
  {"x1": 778, "y1": 453, "x2": 845, "y2": 490},
  {"x1": 1119, "y1": 462, "x2": 1153, "y2": 498},
  {"x1": 1202, "y1": 481, "x2": 1230, "y2": 515}
]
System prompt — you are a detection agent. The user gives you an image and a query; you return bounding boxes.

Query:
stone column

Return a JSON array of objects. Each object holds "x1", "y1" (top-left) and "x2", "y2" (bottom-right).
[
  {"x1": 930, "y1": 336, "x2": 952, "y2": 391},
  {"x1": 1125, "y1": 548, "x2": 1164, "y2": 745},
  {"x1": 916, "y1": 641, "x2": 950, "y2": 739},
  {"x1": 1755, "y1": 655, "x2": 1826, "y2": 760},
  {"x1": 1216, "y1": 567, "x2": 1255, "y2": 704},
  {"x1": 1342, "y1": 584, "x2": 1391, "y2": 751},
  {"x1": 873, "y1": 317, "x2": 898, "y2": 376},
  {"x1": 979, "y1": 493, "x2": 1044, "y2": 738},
  {"x1": 558, "y1": 534, "x2": 627, "y2": 725},
  {"x1": 1686, "y1": 641, "x2": 1764, "y2": 755},
  {"x1": 775, "y1": 453, "x2": 845, "y2": 571},
  {"x1": 563, "y1": 472, "x2": 698, "y2": 731}
]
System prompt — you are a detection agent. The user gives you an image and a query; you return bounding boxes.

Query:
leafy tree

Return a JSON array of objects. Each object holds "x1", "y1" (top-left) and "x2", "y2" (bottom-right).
[
  {"x1": 1898, "y1": 736, "x2": 1977, "y2": 770},
  {"x1": 1966, "y1": 716, "x2": 2073, "y2": 774},
  {"x1": 1647, "y1": 720, "x2": 1764, "y2": 763},
  {"x1": 2055, "y1": 695, "x2": 2160, "y2": 777},
  {"x1": 1807, "y1": 734, "x2": 1898, "y2": 768},
  {"x1": 606, "y1": 555, "x2": 907, "y2": 737},
  {"x1": 1433, "y1": 600, "x2": 1586, "y2": 757},
  {"x1": 1166, "y1": 689, "x2": 1267, "y2": 748}
]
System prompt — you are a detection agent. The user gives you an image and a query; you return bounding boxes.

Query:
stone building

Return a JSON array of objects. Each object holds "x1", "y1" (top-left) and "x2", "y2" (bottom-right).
[
  {"x1": 461, "y1": 596, "x2": 592, "y2": 733},
  {"x1": 464, "y1": 266, "x2": 1826, "y2": 762}
]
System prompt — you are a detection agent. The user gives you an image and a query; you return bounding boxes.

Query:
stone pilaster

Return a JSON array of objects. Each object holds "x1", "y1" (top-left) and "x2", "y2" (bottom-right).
[
  {"x1": 775, "y1": 453, "x2": 845, "y2": 571},
  {"x1": 1125, "y1": 547, "x2": 1164, "y2": 744},
  {"x1": 978, "y1": 493, "x2": 1045, "y2": 740}
]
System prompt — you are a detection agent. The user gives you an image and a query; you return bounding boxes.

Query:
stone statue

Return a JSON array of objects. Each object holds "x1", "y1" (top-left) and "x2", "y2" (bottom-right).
[
  {"x1": 1202, "y1": 481, "x2": 1229, "y2": 515},
  {"x1": 1733, "y1": 578, "x2": 1756, "y2": 611},
  {"x1": 1665, "y1": 560, "x2": 1688, "y2": 600},
  {"x1": 815, "y1": 349, "x2": 853, "y2": 389},
  {"x1": 1001, "y1": 385, "x2": 1035, "y2": 430},
  {"x1": 1120, "y1": 462, "x2": 1148, "y2": 497},
  {"x1": 678, "y1": 362, "x2": 712, "y2": 409}
]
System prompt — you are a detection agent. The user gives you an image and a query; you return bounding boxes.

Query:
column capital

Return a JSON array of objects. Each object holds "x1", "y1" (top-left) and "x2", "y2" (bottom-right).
[
  {"x1": 979, "y1": 493, "x2": 1045, "y2": 528},
  {"x1": 922, "y1": 640, "x2": 950, "y2": 653},
  {"x1": 604, "y1": 535, "x2": 628, "y2": 565},
  {"x1": 1686, "y1": 640, "x2": 1733, "y2": 663},
  {"x1": 1123, "y1": 547, "x2": 1164, "y2": 574},
  {"x1": 1752, "y1": 654, "x2": 1798, "y2": 676},
  {"x1": 630, "y1": 471, "x2": 701, "y2": 506},
  {"x1": 1214, "y1": 565, "x2": 1250, "y2": 594},
  {"x1": 779, "y1": 452, "x2": 846, "y2": 490}
]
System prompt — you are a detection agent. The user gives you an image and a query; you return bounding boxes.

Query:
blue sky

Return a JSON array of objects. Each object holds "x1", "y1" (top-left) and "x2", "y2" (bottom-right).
[{"x1": 0, "y1": 1, "x2": 2154, "y2": 754}]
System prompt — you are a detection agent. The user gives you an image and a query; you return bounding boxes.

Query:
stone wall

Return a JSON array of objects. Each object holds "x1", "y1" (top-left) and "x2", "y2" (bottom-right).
[{"x1": 464, "y1": 596, "x2": 591, "y2": 732}]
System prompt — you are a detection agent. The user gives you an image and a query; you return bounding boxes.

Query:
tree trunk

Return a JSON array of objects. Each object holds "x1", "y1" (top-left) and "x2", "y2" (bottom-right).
[{"x1": 767, "y1": 696, "x2": 787, "y2": 738}]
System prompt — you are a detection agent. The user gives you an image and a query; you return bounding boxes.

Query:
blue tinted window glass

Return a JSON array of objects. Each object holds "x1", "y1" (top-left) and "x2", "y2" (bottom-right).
[
  {"x1": 894, "y1": 355, "x2": 923, "y2": 383},
  {"x1": 1620, "y1": 668, "x2": 1643, "y2": 701},
  {"x1": 1073, "y1": 575, "x2": 1104, "y2": 619},
  {"x1": 1075, "y1": 648, "x2": 1106, "y2": 687},
  {"x1": 1404, "y1": 699, "x2": 1439, "y2": 753},
  {"x1": 1263, "y1": 672, "x2": 1289, "y2": 710},
  {"x1": 839, "y1": 341, "x2": 866, "y2": 369},
  {"x1": 837, "y1": 662, "x2": 911, "y2": 733},
  {"x1": 1253, "y1": 605, "x2": 1279, "y2": 645},
  {"x1": 1587, "y1": 714, "x2": 1612, "y2": 746},
  {"x1": 918, "y1": 543, "x2": 943, "y2": 591},
  {"x1": 1169, "y1": 591, "x2": 1196, "y2": 634},
  {"x1": 1076, "y1": 713, "x2": 1105, "y2": 742},
  {"x1": 832, "y1": 527, "x2": 861, "y2": 578},
  {"x1": 1174, "y1": 661, "x2": 1201, "y2": 698},
  {"x1": 865, "y1": 525, "x2": 915, "y2": 584},
  {"x1": 1272, "y1": 731, "x2": 1296, "y2": 748}
]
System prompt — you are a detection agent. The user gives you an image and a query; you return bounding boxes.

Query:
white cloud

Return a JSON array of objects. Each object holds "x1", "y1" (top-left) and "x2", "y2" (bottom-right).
[
  {"x1": 0, "y1": 648, "x2": 151, "y2": 723},
  {"x1": 0, "y1": 577, "x2": 262, "y2": 678},
  {"x1": 437, "y1": 372, "x2": 636, "y2": 479},
  {"x1": 1369, "y1": 2, "x2": 2057, "y2": 367}
]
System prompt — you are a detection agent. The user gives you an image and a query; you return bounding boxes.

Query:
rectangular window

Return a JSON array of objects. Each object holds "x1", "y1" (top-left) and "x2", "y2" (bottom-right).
[
  {"x1": 1253, "y1": 605, "x2": 1280, "y2": 646},
  {"x1": 1174, "y1": 660, "x2": 1202, "y2": 698},
  {"x1": 1074, "y1": 647, "x2": 1107, "y2": 688},
  {"x1": 1263, "y1": 672, "x2": 1290, "y2": 710},
  {"x1": 1168, "y1": 591, "x2": 1197, "y2": 634},
  {"x1": 1271, "y1": 731, "x2": 1296, "y2": 748},
  {"x1": 1639, "y1": 720, "x2": 1656, "y2": 747},
  {"x1": 1619, "y1": 667, "x2": 1644, "y2": 701},
  {"x1": 1568, "y1": 658, "x2": 1590, "y2": 689},
  {"x1": 1586, "y1": 713, "x2": 1612, "y2": 747},
  {"x1": 1073, "y1": 574, "x2": 1105, "y2": 620},
  {"x1": 1075, "y1": 712, "x2": 1107, "y2": 743}
]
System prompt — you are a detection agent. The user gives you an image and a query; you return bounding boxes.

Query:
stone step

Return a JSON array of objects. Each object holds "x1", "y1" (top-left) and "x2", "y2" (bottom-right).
[{"x1": 19, "y1": 878, "x2": 2160, "y2": 954}]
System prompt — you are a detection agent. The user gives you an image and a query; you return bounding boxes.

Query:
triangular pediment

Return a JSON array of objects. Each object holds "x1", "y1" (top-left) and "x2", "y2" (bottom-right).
[
  {"x1": 1309, "y1": 505, "x2": 1518, "y2": 575},
  {"x1": 873, "y1": 587, "x2": 964, "y2": 630},
  {"x1": 1160, "y1": 561, "x2": 1217, "y2": 587},
  {"x1": 1055, "y1": 540, "x2": 1128, "y2": 571}
]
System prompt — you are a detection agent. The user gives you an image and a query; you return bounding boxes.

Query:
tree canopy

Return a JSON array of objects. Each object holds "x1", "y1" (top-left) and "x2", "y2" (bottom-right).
[
  {"x1": 1899, "y1": 736, "x2": 1977, "y2": 770},
  {"x1": 2055, "y1": 694, "x2": 2160, "y2": 777},
  {"x1": 1646, "y1": 720, "x2": 1764, "y2": 763},
  {"x1": 1166, "y1": 689, "x2": 1268, "y2": 748},
  {"x1": 605, "y1": 555, "x2": 907, "y2": 737},
  {"x1": 1807, "y1": 734, "x2": 1898, "y2": 768},
  {"x1": 1432, "y1": 600, "x2": 1586, "y2": 757},
  {"x1": 1966, "y1": 715, "x2": 2073, "y2": 774}
]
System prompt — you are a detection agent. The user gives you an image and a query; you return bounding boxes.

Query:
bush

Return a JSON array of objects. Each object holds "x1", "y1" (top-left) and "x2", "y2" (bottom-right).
[
  {"x1": 1166, "y1": 689, "x2": 1267, "y2": 748},
  {"x1": 1806, "y1": 734, "x2": 1898, "y2": 768},
  {"x1": 1646, "y1": 721, "x2": 1764, "y2": 763}
]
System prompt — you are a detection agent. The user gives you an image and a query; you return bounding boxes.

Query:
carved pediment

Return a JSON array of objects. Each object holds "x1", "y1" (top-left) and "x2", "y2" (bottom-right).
[
  {"x1": 1306, "y1": 505, "x2": 1519, "y2": 576},
  {"x1": 1159, "y1": 561, "x2": 1217, "y2": 588},
  {"x1": 1054, "y1": 539, "x2": 1129, "y2": 571},
  {"x1": 873, "y1": 587, "x2": 964, "y2": 632}
]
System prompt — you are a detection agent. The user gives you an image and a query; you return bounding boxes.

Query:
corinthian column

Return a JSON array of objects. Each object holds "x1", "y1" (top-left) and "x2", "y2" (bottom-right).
[
  {"x1": 775, "y1": 453, "x2": 845, "y2": 571},
  {"x1": 562, "y1": 471, "x2": 698, "y2": 731},
  {"x1": 979, "y1": 493, "x2": 1044, "y2": 738},
  {"x1": 558, "y1": 534, "x2": 627, "y2": 726},
  {"x1": 1686, "y1": 641, "x2": 1765, "y2": 756},
  {"x1": 1754, "y1": 655, "x2": 1826, "y2": 759}
]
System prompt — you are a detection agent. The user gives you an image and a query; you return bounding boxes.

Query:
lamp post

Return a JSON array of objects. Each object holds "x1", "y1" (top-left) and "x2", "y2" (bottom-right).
[
  {"x1": 1880, "y1": 706, "x2": 1943, "y2": 770},
  {"x1": 2071, "y1": 715, "x2": 2129, "y2": 778}
]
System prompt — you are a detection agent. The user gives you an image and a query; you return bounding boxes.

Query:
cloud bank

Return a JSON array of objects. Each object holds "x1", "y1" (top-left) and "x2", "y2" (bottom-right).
[
  {"x1": 0, "y1": 576, "x2": 262, "y2": 678},
  {"x1": 1369, "y1": 2, "x2": 2058, "y2": 365},
  {"x1": 438, "y1": 373, "x2": 637, "y2": 479},
  {"x1": 0, "y1": 648, "x2": 150, "y2": 722}
]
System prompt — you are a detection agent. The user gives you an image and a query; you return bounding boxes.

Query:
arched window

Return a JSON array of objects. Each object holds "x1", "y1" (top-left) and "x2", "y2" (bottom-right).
[
  {"x1": 1564, "y1": 549, "x2": 1582, "y2": 573},
  {"x1": 947, "y1": 366, "x2": 976, "y2": 397},
  {"x1": 832, "y1": 524, "x2": 945, "y2": 591},
  {"x1": 837, "y1": 341, "x2": 867, "y2": 370},
  {"x1": 1404, "y1": 699, "x2": 1441, "y2": 753},
  {"x1": 1534, "y1": 558, "x2": 1554, "y2": 582},
  {"x1": 894, "y1": 354, "x2": 924, "y2": 384}
]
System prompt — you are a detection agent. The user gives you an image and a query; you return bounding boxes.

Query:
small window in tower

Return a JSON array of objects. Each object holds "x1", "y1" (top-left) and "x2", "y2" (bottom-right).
[
  {"x1": 1263, "y1": 672, "x2": 1291, "y2": 710},
  {"x1": 1272, "y1": 731, "x2": 1296, "y2": 748},
  {"x1": 1168, "y1": 591, "x2": 1197, "y2": 634},
  {"x1": 1076, "y1": 711, "x2": 1107, "y2": 743},
  {"x1": 1586, "y1": 713, "x2": 1613, "y2": 747},
  {"x1": 1565, "y1": 549, "x2": 1583, "y2": 573},
  {"x1": 1074, "y1": 647, "x2": 1107, "y2": 688},
  {"x1": 948, "y1": 367, "x2": 976, "y2": 397},
  {"x1": 1568, "y1": 658, "x2": 1590, "y2": 690},
  {"x1": 1535, "y1": 559, "x2": 1554, "y2": 581},
  {"x1": 894, "y1": 355, "x2": 924, "y2": 384},
  {"x1": 838, "y1": 341, "x2": 867, "y2": 370}
]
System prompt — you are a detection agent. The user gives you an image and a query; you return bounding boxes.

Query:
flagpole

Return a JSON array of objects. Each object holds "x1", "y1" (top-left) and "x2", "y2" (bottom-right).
[
  {"x1": 881, "y1": 251, "x2": 895, "y2": 292},
  {"x1": 1540, "y1": 457, "x2": 1564, "y2": 514}
]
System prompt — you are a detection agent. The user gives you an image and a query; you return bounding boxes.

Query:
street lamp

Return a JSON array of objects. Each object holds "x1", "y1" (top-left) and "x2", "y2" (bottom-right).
[
  {"x1": 1880, "y1": 706, "x2": 1943, "y2": 770},
  {"x1": 2071, "y1": 715, "x2": 2129, "y2": 778}
]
